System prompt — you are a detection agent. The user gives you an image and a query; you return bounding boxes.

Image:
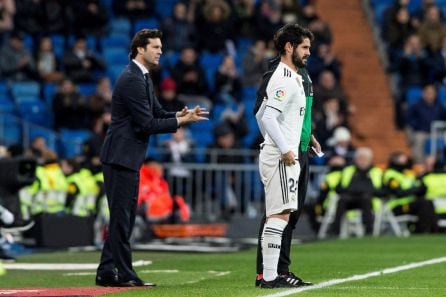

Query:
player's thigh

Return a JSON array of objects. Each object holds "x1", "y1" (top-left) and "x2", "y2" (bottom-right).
[{"x1": 264, "y1": 161, "x2": 301, "y2": 217}]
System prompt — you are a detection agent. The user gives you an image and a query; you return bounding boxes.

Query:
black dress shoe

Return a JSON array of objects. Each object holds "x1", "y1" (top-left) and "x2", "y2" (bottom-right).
[
  {"x1": 95, "y1": 274, "x2": 119, "y2": 287},
  {"x1": 116, "y1": 278, "x2": 156, "y2": 287}
]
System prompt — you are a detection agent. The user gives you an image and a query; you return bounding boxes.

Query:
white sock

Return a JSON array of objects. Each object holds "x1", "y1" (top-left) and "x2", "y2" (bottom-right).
[{"x1": 262, "y1": 217, "x2": 288, "y2": 281}]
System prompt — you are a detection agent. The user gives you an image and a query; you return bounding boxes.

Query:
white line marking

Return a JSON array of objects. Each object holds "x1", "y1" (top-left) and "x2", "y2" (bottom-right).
[
  {"x1": 182, "y1": 271, "x2": 231, "y2": 284},
  {"x1": 261, "y1": 256, "x2": 446, "y2": 297},
  {"x1": 139, "y1": 269, "x2": 180, "y2": 274},
  {"x1": 4, "y1": 260, "x2": 152, "y2": 270},
  {"x1": 0, "y1": 290, "x2": 40, "y2": 295}
]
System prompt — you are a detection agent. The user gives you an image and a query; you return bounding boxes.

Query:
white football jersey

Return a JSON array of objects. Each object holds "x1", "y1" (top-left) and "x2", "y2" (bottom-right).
[{"x1": 263, "y1": 62, "x2": 306, "y2": 155}]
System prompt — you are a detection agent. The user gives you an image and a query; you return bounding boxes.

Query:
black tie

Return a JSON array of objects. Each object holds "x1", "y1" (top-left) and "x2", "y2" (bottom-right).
[{"x1": 144, "y1": 73, "x2": 153, "y2": 102}]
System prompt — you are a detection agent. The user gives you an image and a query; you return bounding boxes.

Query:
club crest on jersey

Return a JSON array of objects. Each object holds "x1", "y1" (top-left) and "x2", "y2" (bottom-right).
[{"x1": 274, "y1": 90, "x2": 285, "y2": 100}]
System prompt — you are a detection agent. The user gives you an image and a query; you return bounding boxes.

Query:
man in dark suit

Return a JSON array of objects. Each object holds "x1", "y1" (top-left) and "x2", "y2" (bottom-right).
[{"x1": 95, "y1": 29, "x2": 208, "y2": 287}]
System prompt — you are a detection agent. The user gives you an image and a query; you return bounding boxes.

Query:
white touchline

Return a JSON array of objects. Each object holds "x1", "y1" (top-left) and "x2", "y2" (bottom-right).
[
  {"x1": 261, "y1": 256, "x2": 446, "y2": 297},
  {"x1": 4, "y1": 260, "x2": 152, "y2": 270}
]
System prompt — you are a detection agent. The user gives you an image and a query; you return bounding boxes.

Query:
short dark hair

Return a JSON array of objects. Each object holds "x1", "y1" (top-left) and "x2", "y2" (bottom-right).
[
  {"x1": 129, "y1": 29, "x2": 163, "y2": 60},
  {"x1": 273, "y1": 24, "x2": 314, "y2": 56}
]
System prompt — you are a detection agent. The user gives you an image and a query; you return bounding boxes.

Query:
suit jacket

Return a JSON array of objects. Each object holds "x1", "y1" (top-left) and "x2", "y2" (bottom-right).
[{"x1": 101, "y1": 61, "x2": 178, "y2": 171}]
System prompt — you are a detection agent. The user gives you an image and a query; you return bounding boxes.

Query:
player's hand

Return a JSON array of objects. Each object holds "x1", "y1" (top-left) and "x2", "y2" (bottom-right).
[{"x1": 281, "y1": 151, "x2": 296, "y2": 166}]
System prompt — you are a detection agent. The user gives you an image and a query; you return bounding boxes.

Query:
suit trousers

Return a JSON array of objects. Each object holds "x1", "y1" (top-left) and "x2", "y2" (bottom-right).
[
  {"x1": 256, "y1": 151, "x2": 309, "y2": 274},
  {"x1": 97, "y1": 163, "x2": 140, "y2": 281}
]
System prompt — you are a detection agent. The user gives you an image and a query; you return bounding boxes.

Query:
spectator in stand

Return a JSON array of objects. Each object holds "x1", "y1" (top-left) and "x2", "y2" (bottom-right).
[
  {"x1": 242, "y1": 39, "x2": 269, "y2": 87},
  {"x1": 253, "y1": 0, "x2": 283, "y2": 42},
  {"x1": 36, "y1": 36, "x2": 64, "y2": 82},
  {"x1": 195, "y1": 0, "x2": 235, "y2": 53},
  {"x1": 207, "y1": 123, "x2": 244, "y2": 218},
  {"x1": 52, "y1": 79, "x2": 87, "y2": 130},
  {"x1": 219, "y1": 104, "x2": 249, "y2": 140},
  {"x1": 26, "y1": 136, "x2": 57, "y2": 164},
  {"x1": 407, "y1": 84, "x2": 446, "y2": 163},
  {"x1": 418, "y1": 4, "x2": 446, "y2": 55},
  {"x1": 161, "y1": 2, "x2": 196, "y2": 52},
  {"x1": 171, "y1": 47, "x2": 208, "y2": 96},
  {"x1": 14, "y1": 0, "x2": 45, "y2": 37},
  {"x1": 307, "y1": 43, "x2": 341, "y2": 81},
  {"x1": 73, "y1": 0, "x2": 108, "y2": 37},
  {"x1": 384, "y1": 5, "x2": 415, "y2": 49},
  {"x1": 0, "y1": 0, "x2": 15, "y2": 45},
  {"x1": 296, "y1": 2, "x2": 318, "y2": 27},
  {"x1": 383, "y1": 6, "x2": 416, "y2": 69},
  {"x1": 112, "y1": 0, "x2": 155, "y2": 21},
  {"x1": 87, "y1": 77, "x2": 112, "y2": 126},
  {"x1": 43, "y1": 0, "x2": 72, "y2": 35},
  {"x1": 214, "y1": 55, "x2": 242, "y2": 105},
  {"x1": 313, "y1": 70, "x2": 348, "y2": 115},
  {"x1": 412, "y1": 0, "x2": 442, "y2": 25},
  {"x1": 0, "y1": 31, "x2": 36, "y2": 81},
  {"x1": 161, "y1": 127, "x2": 195, "y2": 196},
  {"x1": 158, "y1": 77, "x2": 185, "y2": 113},
  {"x1": 326, "y1": 126, "x2": 355, "y2": 164},
  {"x1": 314, "y1": 97, "x2": 348, "y2": 148},
  {"x1": 428, "y1": 35, "x2": 446, "y2": 84},
  {"x1": 396, "y1": 34, "x2": 430, "y2": 128},
  {"x1": 63, "y1": 36, "x2": 105, "y2": 83},
  {"x1": 308, "y1": 18, "x2": 332, "y2": 51},
  {"x1": 233, "y1": 0, "x2": 255, "y2": 38}
]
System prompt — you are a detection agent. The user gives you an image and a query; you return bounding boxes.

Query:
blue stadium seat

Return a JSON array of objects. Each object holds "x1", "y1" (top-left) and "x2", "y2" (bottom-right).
[
  {"x1": 155, "y1": 0, "x2": 177, "y2": 19},
  {"x1": 103, "y1": 47, "x2": 129, "y2": 64},
  {"x1": 160, "y1": 51, "x2": 180, "y2": 68},
  {"x1": 59, "y1": 129, "x2": 92, "y2": 158},
  {"x1": 0, "y1": 81, "x2": 8, "y2": 96},
  {"x1": 424, "y1": 137, "x2": 445, "y2": 155},
  {"x1": 0, "y1": 97, "x2": 16, "y2": 114},
  {"x1": 17, "y1": 101, "x2": 52, "y2": 128},
  {"x1": 199, "y1": 52, "x2": 224, "y2": 91},
  {"x1": 212, "y1": 103, "x2": 227, "y2": 121},
  {"x1": 28, "y1": 127, "x2": 58, "y2": 152},
  {"x1": 188, "y1": 117, "x2": 213, "y2": 133},
  {"x1": 43, "y1": 83, "x2": 57, "y2": 106},
  {"x1": 110, "y1": 18, "x2": 131, "y2": 35},
  {"x1": 242, "y1": 86, "x2": 258, "y2": 102},
  {"x1": 78, "y1": 83, "x2": 97, "y2": 97},
  {"x1": 101, "y1": 34, "x2": 130, "y2": 49},
  {"x1": 134, "y1": 18, "x2": 160, "y2": 33},
  {"x1": 0, "y1": 114, "x2": 22, "y2": 145},
  {"x1": 107, "y1": 64, "x2": 125, "y2": 83},
  {"x1": 13, "y1": 95, "x2": 41, "y2": 104},
  {"x1": 438, "y1": 86, "x2": 446, "y2": 107},
  {"x1": 405, "y1": 87, "x2": 423, "y2": 106},
  {"x1": 11, "y1": 81, "x2": 40, "y2": 99},
  {"x1": 50, "y1": 34, "x2": 66, "y2": 59},
  {"x1": 374, "y1": 3, "x2": 392, "y2": 27}
]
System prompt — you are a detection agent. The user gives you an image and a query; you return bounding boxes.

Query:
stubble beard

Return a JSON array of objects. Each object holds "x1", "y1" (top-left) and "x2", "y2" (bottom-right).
[{"x1": 292, "y1": 51, "x2": 307, "y2": 68}]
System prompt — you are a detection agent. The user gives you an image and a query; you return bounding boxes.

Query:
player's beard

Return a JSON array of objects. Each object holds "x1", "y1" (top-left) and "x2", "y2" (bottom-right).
[{"x1": 292, "y1": 50, "x2": 307, "y2": 68}]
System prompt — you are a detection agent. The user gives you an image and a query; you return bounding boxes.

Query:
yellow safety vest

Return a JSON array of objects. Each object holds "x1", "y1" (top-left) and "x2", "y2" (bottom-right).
[
  {"x1": 66, "y1": 169, "x2": 99, "y2": 217},
  {"x1": 421, "y1": 173, "x2": 446, "y2": 214},
  {"x1": 383, "y1": 168, "x2": 416, "y2": 209},
  {"x1": 340, "y1": 165, "x2": 383, "y2": 212}
]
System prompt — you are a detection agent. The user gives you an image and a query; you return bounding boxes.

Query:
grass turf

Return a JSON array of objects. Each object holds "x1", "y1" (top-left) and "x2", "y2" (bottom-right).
[{"x1": 1, "y1": 235, "x2": 445, "y2": 296}]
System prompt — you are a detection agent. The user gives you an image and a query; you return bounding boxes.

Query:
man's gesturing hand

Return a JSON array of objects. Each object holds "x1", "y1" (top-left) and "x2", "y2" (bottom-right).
[{"x1": 177, "y1": 105, "x2": 209, "y2": 126}]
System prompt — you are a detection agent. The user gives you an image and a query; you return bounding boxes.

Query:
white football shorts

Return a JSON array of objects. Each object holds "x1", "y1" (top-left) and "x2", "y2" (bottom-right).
[{"x1": 259, "y1": 145, "x2": 301, "y2": 217}]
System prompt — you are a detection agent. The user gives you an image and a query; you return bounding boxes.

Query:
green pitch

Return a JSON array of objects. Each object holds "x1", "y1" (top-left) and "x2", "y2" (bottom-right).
[{"x1": 1, "y1": 235, "x2": 445, "y2": 297}]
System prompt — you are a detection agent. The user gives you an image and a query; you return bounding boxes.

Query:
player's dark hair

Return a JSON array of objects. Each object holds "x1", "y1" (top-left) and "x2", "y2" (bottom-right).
[
  {"x1": 274, "y1": 23, "x2": 314, "y2": 56},
  {"x1": 129, "y1": 29, "x2": 163, "y2": 60}
]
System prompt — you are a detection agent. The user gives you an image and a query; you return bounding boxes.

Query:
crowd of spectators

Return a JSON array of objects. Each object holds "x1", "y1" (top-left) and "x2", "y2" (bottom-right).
[
  {"x1": 0, "y1": 0, "x2": 355, "y2": 168},
  {"x1": 378, "y1": 0, "x2": 446, "y2": 163}
]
